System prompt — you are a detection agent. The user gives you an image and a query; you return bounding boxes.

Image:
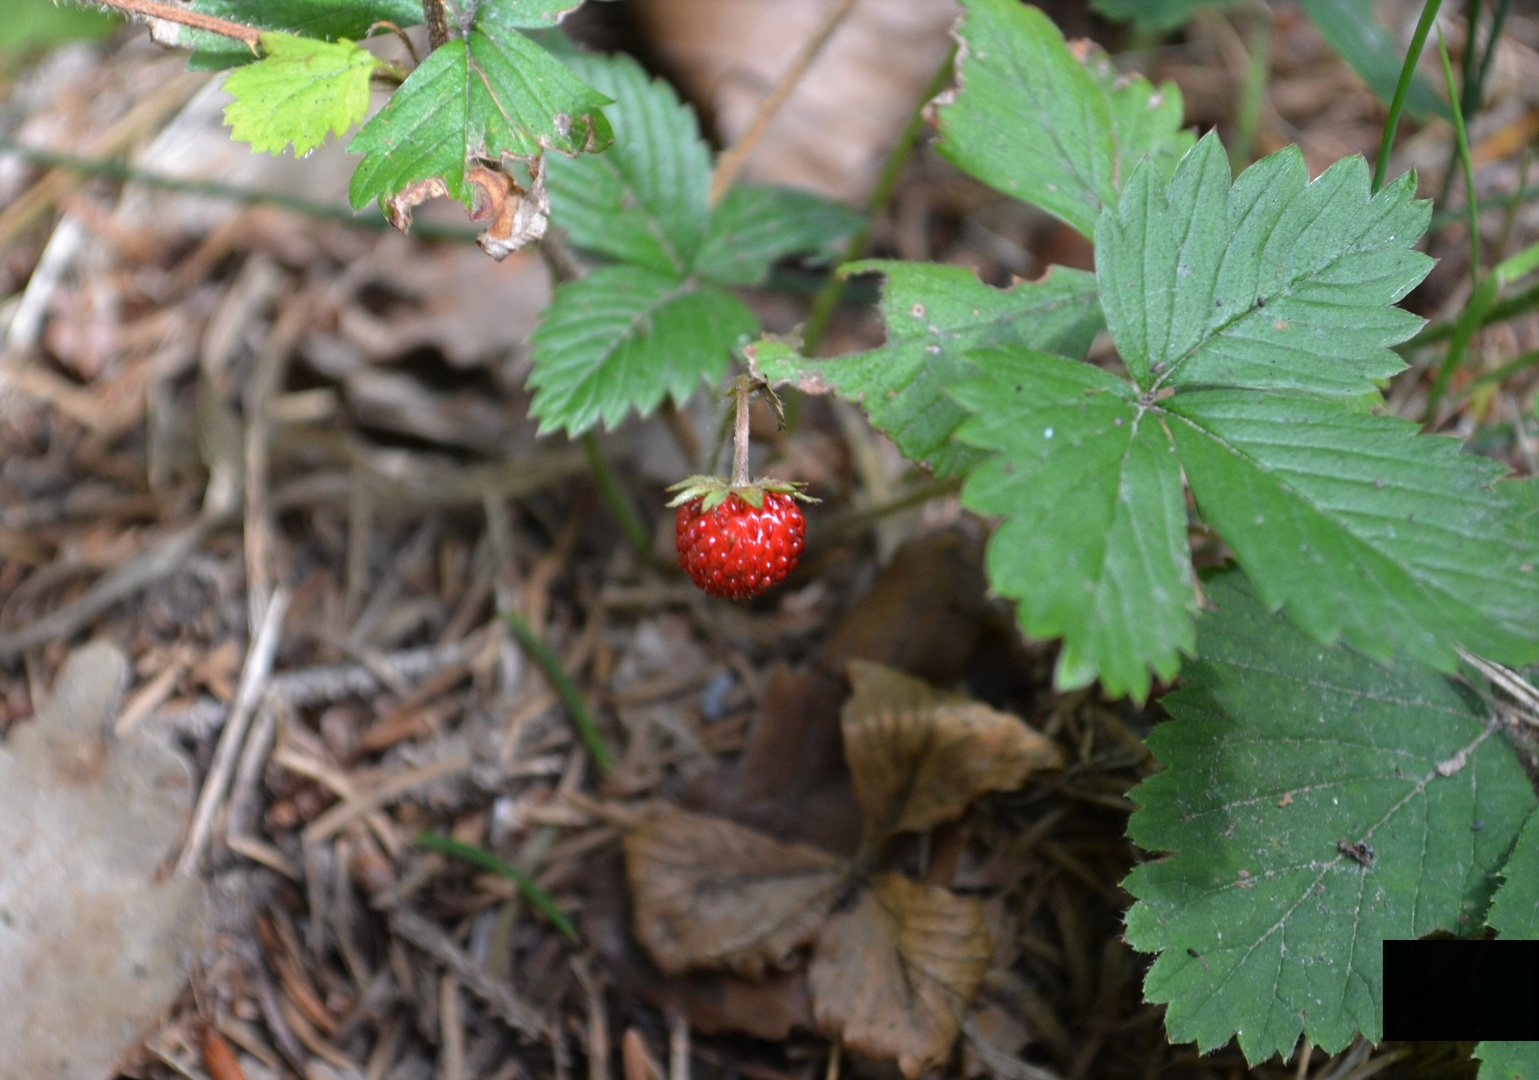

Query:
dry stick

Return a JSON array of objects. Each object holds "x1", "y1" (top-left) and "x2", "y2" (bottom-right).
[
  {"x1": 86, "y1": 0, "x2": 262, "y2": 47},
  {"x1": 246, "y1": 294, "x2": 310, "y2": 635},
  {"x1": 177, "y1": 587, "x2": 291, "y2": 875},
  {"x1": 707, "y1": 0, "x2": 863, "y2": 207},
  {"x1": 387, "y1": 906, "x2": 547, "y2": 1040}
]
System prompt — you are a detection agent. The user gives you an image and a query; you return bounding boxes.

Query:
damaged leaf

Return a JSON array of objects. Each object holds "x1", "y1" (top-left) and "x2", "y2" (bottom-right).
[
  {"x1": 809, "y1": 874, "x2": 992, "y2": 1078},
  {"x1": 625, "y1": 806, "x2": 847, "y2": 978},
  {"x1": 0, "y1": 643, "x2": 205, "y2": 1080},
  {"x1": 843, "y1": 661, "x2": 1064, "y2": 842}
]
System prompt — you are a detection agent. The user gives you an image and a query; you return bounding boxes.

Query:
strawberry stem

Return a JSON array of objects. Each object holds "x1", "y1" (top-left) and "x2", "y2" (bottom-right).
[{"x1": 731, "y1": 376, "x2": 752, "y2": 487}]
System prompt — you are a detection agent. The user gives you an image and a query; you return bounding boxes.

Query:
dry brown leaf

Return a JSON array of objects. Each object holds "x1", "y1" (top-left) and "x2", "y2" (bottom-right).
[
  {"x1": 843, "y1": 662, "x2": 1064, "y2": 841},
  {"x1": 809, "y1": 874, "x2": 992, "y2": 1078},
  {"x1": 625, "y1": 806, "x2": 848, "y2": 978},
  {"x1": 0, "y1": 642, "x2": 205, "y2": 1080}
]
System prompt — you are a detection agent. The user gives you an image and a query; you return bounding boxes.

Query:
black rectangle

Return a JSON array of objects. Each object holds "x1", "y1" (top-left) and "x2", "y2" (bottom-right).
[{"x1": 1383, "y1": 939, "x2": 1539, "y2": 1041}]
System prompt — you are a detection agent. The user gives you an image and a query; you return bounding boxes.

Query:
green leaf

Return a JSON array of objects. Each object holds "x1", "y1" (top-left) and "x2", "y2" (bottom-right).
[
  {"x1": 1089, "y1": 0, "x2": 1218, "y2": 31},
  {"x1": 1125, "y1": 572, "x2": 1537, "y2": 1063},
  {"x1": 753, "y1": 262, "x2": 1102, "y2": 477},
  {"x1": 179, "y1": 0, "x2": 421, "y2": 70},
  {"x1": 1298, "y1": 0, "x2": 1448, "y2": 122},
  {"x1": 223, "y1": 32, "x2": 382, "y2": 156},
  {"x1": 527, "y1": 266, "x2": 758, "y2": 435},
  {"x1": 348, "y1": 1, "x2": 612, "y2": 213},
  {"x1": 544, "y1": 50, "x2": 711, "y2": 275},
  {"x1": 935, "y1": 0, "x2": 1190, "y2": 238},
  {"x1": 1478, "y1": 1042, "x2": 1539, "y2": 1080},
  {"x1": 951, "y1": 349, "x2": 1193, "y2": 701},
  {"x1": 1488, "y1": 809, "x2": 1539, "y2": 939},
  {"x1": 1097, "y1": 136, "x2": 1431, "y2": 395},
  {"x1": 1168, "y1": 390, "x2": 1539, "y2": 669},
  {"x1": 693, "y1": 186, "x2": 865, "y2": 286}
]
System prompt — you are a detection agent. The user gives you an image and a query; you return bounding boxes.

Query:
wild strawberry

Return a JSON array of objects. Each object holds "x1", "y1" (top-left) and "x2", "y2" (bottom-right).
[{"x1": 668, "y1": 476, "x2": 813, "y2": 600}]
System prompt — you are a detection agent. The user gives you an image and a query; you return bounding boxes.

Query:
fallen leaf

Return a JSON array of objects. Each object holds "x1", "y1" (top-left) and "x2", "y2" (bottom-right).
[
  {"x1": 843, "y1": 662, "x2": 1064, "y2": 842},
  {"x1": 625, "y1": 806, "x2": 848, "y2": 978},
  {"x1": 0, "y1": 642, "x2": 205, "y2": 1080},
  {"x1": 809, "y1": 874, "x2": 992, "y2": 1078}
]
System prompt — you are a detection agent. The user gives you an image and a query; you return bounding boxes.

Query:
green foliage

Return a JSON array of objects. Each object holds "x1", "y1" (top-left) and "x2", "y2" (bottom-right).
[
  {"x1": 1488, "y1": 808, "x2": 1539, "y2": 939},
  {"x1": 348, "y1": 2, "x2": 612, "y2": 214},
  {"x1": 530, "y1": 50, "x2": 861, "y2": 436},
  {"x1": 1, "y1": 0, "x2": 116, "y2": 62},
  {"x1": 1298, "y1": 0, "x2": 1447, "y2": 121},
  {"x1": 752, "y1": 262, "x2": 1102, "y2": 478},
  {"x1": 935, "y1": 0, "x2": 1191, "y2": 239},
  {"x1": 1089, "y1": 0, "x2": 1217, "y2": 31},
  {"x1": 178, "y1": 0, "x2": 422, "y2": 69},
  {"x1": 223, "y1": 32, "x2": 383, "y2": 156},
  {"x1": 1478, "y1": 1042, "x2": 1539, "y2": 1080},
  {"x1": 1124, "y1": 572, "x2": 1538, "y2": 1061}
]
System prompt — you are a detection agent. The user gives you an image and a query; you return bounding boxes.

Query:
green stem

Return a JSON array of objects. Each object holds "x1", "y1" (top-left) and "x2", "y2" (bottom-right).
[
  {"x1": 1451, "y1": 347, "x2": 1539, "y2": 400},
  {"x1": 580, "y1": 433, "x2": 650, "y2": 558},
  {"x1": 801, "y1": 47, "x2": 956, "y2": 356},
  {"x1": 415, "y1": 833, "x2": 578, "y2": 939},
  {"x1": 1406, "y1": 276, "x2": 1539, "y2": 348},
  {"x1": 1436, "y1": 28, "x2": 1481, "y2": 288},
  {"x1": 1431, "y1": 180, "x2": 1539, "y2": 230},
  {"x1": 1373, "y1": 0, "x2": 1445, "y2": 193},
  {"x1": 502, "y1": 608, "x2": 615, "y2": 773}
]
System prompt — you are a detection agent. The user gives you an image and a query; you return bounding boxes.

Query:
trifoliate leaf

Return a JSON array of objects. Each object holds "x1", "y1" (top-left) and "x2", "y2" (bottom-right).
[
  {"x1": 1168, "y1": 389, "x2": 1539, "y2": 669},
  {"x1": 223, "y1": 32, "x2": 383, "y2": 156},
  {"x1": 544, "y1": 50, "x2": 711, "y2": 275},
  {"x1": 177, "y1": 0, "x2": 422, "y2": 70},
  {"x1": 751, "y1": 262, "x2": 1102, "y2": 477},
  {"x1": 1297, "y1": 0, "x2": 1447, "y2": 122},
  {"x1": 951, "y1": 349, "x2": 1193, "y2": 701},
  {"x1": 348, "y1": 1, "x2": 611, "y2": 214},
  {"x1": 1477, "y1": 1041, "x2": 1539, "y2": 1080},
  {"x1": 1090, "y1": 0, "x2": 1218, "y2": 31},
  {"x1": 1124, "y1": 572, "x2": 1537, "y2": 1063},
  {"x1": 1488, "y1": 809, "x2": 1539, "y2": 939},
  {"x1": 527, "y1": 266, "x2": 757, "y2": 435},
  {"x1": 693, "y1": 186, "x2": 865, "y2": 286},
  {"x1": 936, "y1": 0, "x2": 1190, "y2": 238},
  {"x1": 1097, "y1": 136, "x2": 1431, "y2": 395}
]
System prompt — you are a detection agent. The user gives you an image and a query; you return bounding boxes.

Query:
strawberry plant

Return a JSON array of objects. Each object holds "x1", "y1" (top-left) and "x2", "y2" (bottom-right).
[{"x1": 48, "y1": 0, "x2": 1539, "y2": 1071}]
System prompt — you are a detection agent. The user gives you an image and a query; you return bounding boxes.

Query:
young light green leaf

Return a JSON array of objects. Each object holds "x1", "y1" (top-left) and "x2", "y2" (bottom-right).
[
  {"x1": 693, "y1": 186, "x2": 865, "y2": 286},
  {"x1": 936, "y1": 0, "x2": 1189, "y2": 238},
  {"x1": 544, "y1": 50, "x2": 711, "y2": 275},
  {"x1": 1098, "y1": 136, "x2": 1431, "y2": 395},
  {"x1": 348, "y1": 2, "x2": 611, "y2": 213},
  {"x1": 752, "y1": 262, "x2": 1102, "y2": 477},
  {"x1": 1125, "y1": 572, "x2": 1537, "y2": 1063},
  {"x1": 950, "y1": 349, "x2": 1193, "y2": 701},
  {"x1": 1297, "y1": 0, "x2": 1447, "y2": 122},
  {"x1": 1488, "y1": 809, "x2": 1539, "y2": 939},
  {"x1": 178, "y1": 0, "x2": 422, "y2": 70},
  {"x1": 1477, "y1": 1042, "x2": 1539, "y2": 1080},
  {"x1": 223, "y1": 32, "x2": 382, "y2": 157},
  {"x1": 527, "y1": 266, "x2": 757, "y2": 435},
  {"x1": 1089, "y1": 0, "x2": 1217, "y2": 31},
  {"x1": 1168, "y1": 390, "x2": 1539, "y2": 669}
]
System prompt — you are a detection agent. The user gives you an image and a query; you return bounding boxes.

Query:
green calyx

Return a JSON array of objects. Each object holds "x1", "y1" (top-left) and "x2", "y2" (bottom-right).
[{"x1": 665, "y1": 474, "x2": 819, "y2": 512}]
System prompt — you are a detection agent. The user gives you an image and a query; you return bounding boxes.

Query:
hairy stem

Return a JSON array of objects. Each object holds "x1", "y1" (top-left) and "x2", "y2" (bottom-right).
[
  {"x1": 422, "y1": 0, "x2": 451, "y2": 50},
  {"x1": 78, "y1": 0, "x2": 261, "y2": 48},
  {"x1": 731, "y1": 378, "x2": 753, "y2": 486}
]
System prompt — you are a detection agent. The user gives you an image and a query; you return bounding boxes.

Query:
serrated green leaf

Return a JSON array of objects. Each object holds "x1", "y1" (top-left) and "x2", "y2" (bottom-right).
[
  {"x1": 1478, "y1": 1042, "x2": 1539, "y2": 1080},
  {"x1": 1297, "y1": 0, "x2": 1447, "y2": 122},
  {"x1": 527, "y1": 266, "x2": 758, "y2": 435},
  {"x1": 223, "y1": 32, "x2": 382, "y2": 157},
  {"x1": 936, "y1": 0, "x2": 1190, "y2": 238},
  {"x1": 754, "y1": 262, "x2": 1102, "y2": 477},
  {"x1": 1167, "y1": 390, "x2": 1539, "y2": 669},
  {"x1": 693, "y1": 186, "x2": 864, "y2": 286},
  {"x1": 1489, "y1": 809, "x2": 1539, "y2": 939},
  {"x1": 1098, "y1": 136, "x2": 1431, "y2": 394},
  {"x1": 951, "y1": 349, "x2": 1192, "y2": 701},
  {"x1": 544, "y1": 50, "x2": 711, "y2": 275},
  {"x1": 1125, "y1": 572, "x2": 1537, "y2": 1063},
  {"x1": 348, "y1": 2, "x2": 611, "y2": 212},
  {"x1": 178, "y1": 0, "x2": 421, "y2": 70},
  {"x1": 1089, "y1": 0, "x2": 1218, "y2": 31}
]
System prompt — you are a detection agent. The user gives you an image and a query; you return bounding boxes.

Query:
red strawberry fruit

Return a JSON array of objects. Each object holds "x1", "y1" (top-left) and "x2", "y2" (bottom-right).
[{"x1": 668, "y1": 476, "x2": 812, "y2": 600}]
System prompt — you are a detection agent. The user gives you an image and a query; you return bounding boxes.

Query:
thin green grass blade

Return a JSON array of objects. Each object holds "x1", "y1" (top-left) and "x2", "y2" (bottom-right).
[
  {"x1": 1372, "y1": 0, "x2": 1445, "y2": 192},
  {"x1": 1437, "y1": 28, "x2": 1480, "y2": 289},
  {"x1": 415, "y1": 833, "x2": 579, "y2": 940}
]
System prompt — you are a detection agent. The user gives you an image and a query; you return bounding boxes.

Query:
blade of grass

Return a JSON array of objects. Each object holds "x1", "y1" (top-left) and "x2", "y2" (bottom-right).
[
  {"x1": 1452, "y1": 347, "x2": 1539, "y2": 402},
  {"x1": 1229, "y1": 11, "x2": 1273, "y2": 172},
  {"x1": 1373, "y1": 0, "x2": 1445, "y2": 193},
  {"x1": 415, "y1": 833, "x2": 579, "y2": 940},
  {"x1": 1473, "y1": 0, "x2": 1512, "y2": 116},
  {"x1": 1405, "y1": 276, "x2": 1539, "y2": 347},
  {"x1": 581, "y1": 433, "x2": 651, "y2": 559},
  {"x1": 503, "y1": 608, "x2": 615, "y2": 772},
  {"x1": 1426, "y1": 236, "x2": 1539, "y2": 419},
  {"x1": 1437, "y1": 27, "x2": 1480, "y2": 288}
]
